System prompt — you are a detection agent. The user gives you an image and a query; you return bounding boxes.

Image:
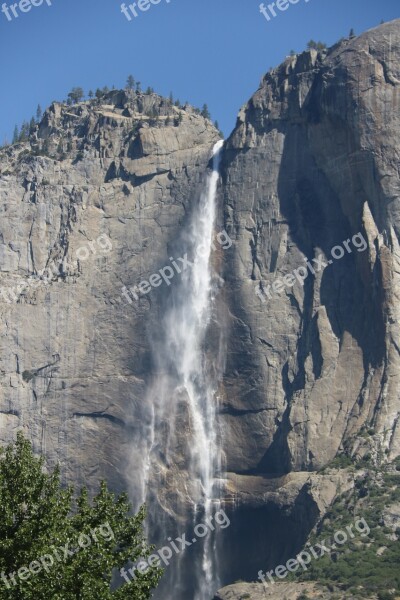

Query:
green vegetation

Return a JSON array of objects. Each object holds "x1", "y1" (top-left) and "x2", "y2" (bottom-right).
[
  {"x1": 291, "y1": 456, "x2": 400, "y2": 598},
  {"x1": 67, "y1": 87, "x2": 85, "y2": 104},
  {"x1": 0, "y1": 433, "x2": 162, "y2": 599},
  {"x1": 10, "y1": 103, "x2": 42, "y2": 146},
  {"x1": 306, "y1": 40, "x2": 327, "y2": 51},
  {"x1": 5, "y1": 75, "x2": 216, "y2": 149},
  {"x1": 174, "y1": 112, "x2": 184, "y2": 126},
  {"x1": 12, "y1": 120, "x2": 30, "y2": 144},
  {"x1": 319, "y1": 454, "x2": 355, "y2": 472},
  {"x1": 12, "y1": 125, "x2": 19, "y2": 144},
  {"x1": 126, "y1": 75, "x2": 135, "y2": 90},
  {"x1": 201, "y1": 103, "x2": 211, "y2": 120},
  {"x1": 214, "y1": 120, "x2": 224, "y2": 137}
]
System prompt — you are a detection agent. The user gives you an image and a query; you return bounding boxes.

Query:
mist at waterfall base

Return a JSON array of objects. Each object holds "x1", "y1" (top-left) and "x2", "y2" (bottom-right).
[{"x1": 125, "y1": 141, "x2": 229, "y2": 600}]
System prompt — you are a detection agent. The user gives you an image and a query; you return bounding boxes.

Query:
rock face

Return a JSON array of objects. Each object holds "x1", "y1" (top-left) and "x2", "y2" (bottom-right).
[
  {"x1": 213, "y1": 17, "x2": 400, "y2": 587},
  {"x1": 219, "y1": 21, "x2": 400, "y2": 473},
  {"x1": 219, "y1": 19, "x2": 400, "y2": 479},
  {"x1": 1, "y1": 17, "x2": 400, "y2": 600},
  {"x1": 0, "y1": 90, "x2": 220, "y2": 493}
]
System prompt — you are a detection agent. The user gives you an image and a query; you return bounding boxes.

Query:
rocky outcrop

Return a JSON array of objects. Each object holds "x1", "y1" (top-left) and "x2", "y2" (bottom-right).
[
  {"x1": 213, "y1": 582, "x2": 372, "y2": 600},
  {"x1": 214, "y1": 582, "x2": 361, "y2": 600},
  {"x1": 0, "y1": 90, "x2": 220, "y2": 493}
]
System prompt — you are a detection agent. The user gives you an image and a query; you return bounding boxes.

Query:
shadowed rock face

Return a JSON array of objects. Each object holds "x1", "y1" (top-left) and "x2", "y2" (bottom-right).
[
  {"x1": 211, "y1": 19, "x2": 400, "y2": 589},
  {"x1": 219, "y1": 19, "x2": 400, "y2": 481}
]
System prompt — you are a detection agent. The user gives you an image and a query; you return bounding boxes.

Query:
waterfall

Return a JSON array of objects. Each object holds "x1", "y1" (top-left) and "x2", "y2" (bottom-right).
[
  {"x1": 165, "y1": 139, "x2": 224, "y2": 496},
  {"x1": 135, "y1": 140, "x2": 226, "y2": 600},
  {"x1": 166, "y1": 140, "x2": 224, "y2": 599}
]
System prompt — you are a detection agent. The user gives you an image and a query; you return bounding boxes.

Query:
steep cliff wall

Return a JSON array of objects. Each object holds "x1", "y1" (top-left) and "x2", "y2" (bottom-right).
[
  {"x1": 0, "y1": 90, "x2": 219, "y2": 493},
  {"x1": 1, "y1": 17, "x2": 400, "y2": 600},
  {"x1": 220, "y1": 18, "x2": 400, "y2": 474},
  {"x1": 215, "y1": 17, "x2": 400, "y2": 588}
]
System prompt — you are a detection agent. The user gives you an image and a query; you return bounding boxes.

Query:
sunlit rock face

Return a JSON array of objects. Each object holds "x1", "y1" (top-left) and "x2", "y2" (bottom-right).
[{"x1": 0, "y1": 90, "x2": 220, "y2": 494}]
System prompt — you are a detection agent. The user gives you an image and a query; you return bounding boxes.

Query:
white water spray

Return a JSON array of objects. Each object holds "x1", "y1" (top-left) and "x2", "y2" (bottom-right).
[
  {"x1": 133, "y1": 140, "x2": 225, "y2": 600},
  {"x1": 165, "y1": 140, "x2": 224, "y2": 598},
  {"x1": 146, "y1": 141, "x2": 227, "y2": 600},
  {"x1": 165, "y1": 139, "x2": 224, "y2": 488}
]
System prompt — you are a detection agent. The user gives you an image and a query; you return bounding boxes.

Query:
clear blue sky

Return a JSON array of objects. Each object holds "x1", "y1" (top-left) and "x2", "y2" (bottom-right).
[{"x1": 0, "y1": 0, "x2": 398, "y2": 143}]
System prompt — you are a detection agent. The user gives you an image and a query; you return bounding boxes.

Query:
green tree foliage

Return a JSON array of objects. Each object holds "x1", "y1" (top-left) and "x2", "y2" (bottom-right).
[
  {"x1": 88, "y1": 90, "x2": 94, "y2": 99},
  {"x1": 174, "y1": 112, "x2": 183, "y2": 127},
  {"x1": 126, "y1": 75, "x2": 135, "y2": 90},
  {"x1": 12, "y1": 125, "x2": 19, "y2": 144},
  {"x1": 292, "y1": 456, "x2": 400, "y2": 598},
  {"x1": 307, "y1": 40, "x2": 327, "y2": 51},
  {"x1": 67, "y1": 88, "x2": 84, "y2": 104},
  {"x1": 349, "y1": 28, "x2": 355, "y2": 38},
  {"x1": 0, "y1": 433, "x2": 163, "y2": 599},
  {"x1": 18, "y1": 121, "x2": 30, "y2": 142},
  {"x1": 214, "y1": 120, "x2": 223, "y2": 137},
  {"x1": 36, "y1": 105, "x2": 42, "y2": 122},
  {"x1": 201, "y1": 104, "x2": 211, "y2": 120}
]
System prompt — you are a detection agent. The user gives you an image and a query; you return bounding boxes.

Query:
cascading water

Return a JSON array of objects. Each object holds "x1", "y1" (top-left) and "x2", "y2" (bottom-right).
[
  {"x1": 134, "y1": 140, "x2": 226, "y2": 600},
  {"x1": 165, "y1": 140, "x2": 225, "y2": 600}
]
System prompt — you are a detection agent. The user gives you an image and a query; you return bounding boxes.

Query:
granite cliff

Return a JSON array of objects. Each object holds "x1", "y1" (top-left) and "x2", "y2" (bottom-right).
[
  {"x1": 215, "y1": 16, "x2": 400, "y2": 597},
  {"x1": 0, "y1": 17, "x2": 399, "y2": 600},
  {"x1": 0, "y1": 90, "x2": 219, "y2": 493}
]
